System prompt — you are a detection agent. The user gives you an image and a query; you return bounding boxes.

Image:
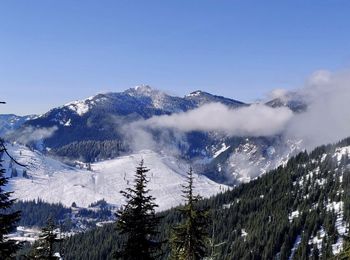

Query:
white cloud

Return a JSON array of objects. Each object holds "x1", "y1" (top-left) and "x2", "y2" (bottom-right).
[
  {"x1": 287, "y1": 69, "x2": 350, "y2": 149},
  {"x1": 269, "y1": 88, "x2": 290, "y2": 101},
  {"x1": 126, "y1": 69, "x2": 350, "y2": 154},
  {"x1": 15, "y1": 126, "x2": 58, "y2": 145},
  {"x1": 138, "y1": 103, "x2": 293, "y2": 137}
]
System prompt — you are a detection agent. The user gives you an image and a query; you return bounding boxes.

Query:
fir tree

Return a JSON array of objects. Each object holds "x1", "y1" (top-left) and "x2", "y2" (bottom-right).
[
  {"x1": 32, "y1": 217, "x2": 62, "y2": 259},
  {"x1": 114, "y1": 160, "x2": 162, "y2": 260},
  {"x1": 0, "y1": 144, "x2": 21, "y2": 259},
  {"x1": 170, "y1": 167, "x2": 209, "y2": 260}
]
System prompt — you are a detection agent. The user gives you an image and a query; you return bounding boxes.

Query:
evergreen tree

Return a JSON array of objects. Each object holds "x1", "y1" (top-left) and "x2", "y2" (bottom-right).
[
  {"x1": 0, "y1": 144, "x2": 21, "y2": 259},
  {"x1": 11, "y1": 167, "x2": 18, "y2": 178},
  {"x1": 22, "y1": 169, "x2": 29, "y2": 179},
  {"x1": 114, "y1": 160, "x2": 162, "y2": 260},
  {"x1": 31, "y1": 217, "x2": 62, "y2": 259},
  {"x1": 170, "y1": 168, "x2": 209, "y2": 260}
]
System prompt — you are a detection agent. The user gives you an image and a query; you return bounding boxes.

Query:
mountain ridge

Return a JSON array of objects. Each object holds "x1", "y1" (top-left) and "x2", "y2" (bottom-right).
[{"x1": 2, "y1": 86, "x2": 306, "y2": 185}]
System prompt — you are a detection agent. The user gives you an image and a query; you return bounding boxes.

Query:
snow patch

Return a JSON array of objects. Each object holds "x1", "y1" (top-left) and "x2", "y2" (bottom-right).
[
  {"x1": 334, "y1": 146, "x2": 350, "y2": 162},
  {"x1": 186, "y1": 91, "x2": 202, "y2": 97},
  {"x1": 66, "y1": 101, "x2": 89, "y2": 116},
  {"x1": 289, "y1": 235, "x2": 301, "y2": 260},
  {"x1": 64, "y1": 119, "x2": 72, "y2": 127},
  {"x1": 213, "y1": 143, "x2": 230, "y2": 158},
  {"x1": 241, "y1": 229, "x2": 248, "y2": 240},
  {"x1": 288, "y1": 210, "x2": 300, "y2": 222}
]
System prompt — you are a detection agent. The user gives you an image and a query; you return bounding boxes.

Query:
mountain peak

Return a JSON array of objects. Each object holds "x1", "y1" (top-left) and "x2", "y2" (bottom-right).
[
  {"x1": 186, "y1": 90, "x2": 206, "y2": 97},
  {"x1": 185, "y1": 90, "x2": 246, "y2": 108},
  {"x1": 125, "y1": 85, "x2": 161, "y2": 97},
  {"x1": 134, "y1": 84, "x2": 152, "y2": 91}
]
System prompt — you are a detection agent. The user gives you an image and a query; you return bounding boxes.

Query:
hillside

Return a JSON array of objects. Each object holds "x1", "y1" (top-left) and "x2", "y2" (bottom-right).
[
  {"x1": 2, "y1": 143, "x2": 227, "y2": 211},
  {"x1": 60, "y1": 137, "x2": 350, "y2": 260}
]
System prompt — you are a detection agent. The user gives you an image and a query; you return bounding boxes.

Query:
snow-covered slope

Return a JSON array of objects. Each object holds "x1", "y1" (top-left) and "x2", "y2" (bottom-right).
[{"x1": 3, "y1": 143, "x2": 228, "y2": 211}]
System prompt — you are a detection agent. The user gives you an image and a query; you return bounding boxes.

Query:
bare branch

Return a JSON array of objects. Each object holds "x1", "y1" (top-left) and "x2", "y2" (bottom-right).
[
  {"x1": 0, "y1": 141, "x2": 27, "y2": 168},
  {"x1": 0, "y1": 100, "x2": 27, "y2": 167}
]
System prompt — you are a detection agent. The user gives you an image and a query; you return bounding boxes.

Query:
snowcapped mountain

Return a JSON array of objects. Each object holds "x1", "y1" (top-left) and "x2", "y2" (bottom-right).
[
  {"x1": 185, "y1": 90, "x2": 246, "y2": 108},
  {"x1": 3, "y1": 86, "x2": 307, "y2": 185},
  {"x1": 2, "y1": 143, "x2": 228, "y2": 211},
  {"x1": 17, "y1": 85, "x2": 246, "y2": 149},
  {"x1": 265, "y1": 91, "x2": 307, "y2": 113},
  {"x1": 24, "y1": 85, "x2": 247, "y2": 131},
  {"x1": 204, "y1": 137, "x2": 303, "y2": 184}
]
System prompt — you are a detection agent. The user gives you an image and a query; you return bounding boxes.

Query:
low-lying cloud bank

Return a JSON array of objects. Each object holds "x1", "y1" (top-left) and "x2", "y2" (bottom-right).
[
  {"x1": 129, "y1": 69, "x2": 350, "y2": 152},
  {"x1": 13, "y1": 126, "x2": 58, "y2": 145},
  {"x1": 139, "y1": 103, "x2": 293, "y2": 137},
  {"x1": 286, "y1": 70, "x2": 350, "y2": 149}
]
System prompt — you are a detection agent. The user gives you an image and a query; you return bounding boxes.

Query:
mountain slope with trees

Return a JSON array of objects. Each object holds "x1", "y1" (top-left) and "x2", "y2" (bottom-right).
[{"x1": 60, "y1": 137, "x2": 350, "y2": 259}]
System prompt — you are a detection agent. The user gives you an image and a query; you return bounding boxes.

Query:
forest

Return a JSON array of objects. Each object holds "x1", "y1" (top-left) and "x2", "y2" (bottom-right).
[{"x1": 2, "y1": 137, "x2": 350, "y2": 259}]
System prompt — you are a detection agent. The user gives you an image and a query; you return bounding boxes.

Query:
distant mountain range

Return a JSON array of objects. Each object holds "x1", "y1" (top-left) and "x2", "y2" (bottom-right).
[
  {"x1": 0, "y1": 114, "x2": 36, "y2": 136},
  {"x1": 6, "y1": 85, "x2": 350, "y2": 259},
  {"x1": 1, "y1": 85, "x2": 307, "y2": 185}
]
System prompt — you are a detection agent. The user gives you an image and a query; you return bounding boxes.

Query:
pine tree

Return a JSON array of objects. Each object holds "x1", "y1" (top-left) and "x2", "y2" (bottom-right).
[
  {"x1": 114, "y1": 160, "x2": 162, "y2": 260},
  {"x1": 0, "y1": 144, "x2": 21, "y2": 259},
  {"x1": 32, "y1": 217, "x2": 62, "y2": 259},
  {"x1": 170, "y1": 167, "x2": 210, "y2": 260}
]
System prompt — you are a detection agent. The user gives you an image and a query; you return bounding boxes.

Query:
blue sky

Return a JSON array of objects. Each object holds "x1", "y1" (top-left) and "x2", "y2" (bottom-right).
[{"x1": 1, "y1": 1, "x2": 350, "y2": 115}]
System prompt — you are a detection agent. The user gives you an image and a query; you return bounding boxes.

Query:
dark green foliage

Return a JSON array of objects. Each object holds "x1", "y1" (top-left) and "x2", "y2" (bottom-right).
[
  {"x1": 61, "y1": 137, "x2": 350, "y2": 259},
  {"x1": 31, "y1": 217, "x2": 62, "y2": 259},
  {"x1": 90, "y1": 199, "x2": 110, "y2": 209},
  {"x1": 76, "y1": 199, "x2": 113, "y2": 220},
  {"x1": 114, "y1": 161, "x2": 163, "y2": 260},
  {"x1": 51, "y1": 140, "x2": 124, "y2": 162},
  {"x1": 77, "y1": 208, "x2": 112, "y2": 220},
  {"x1": 170, "y1": 168, "x2": 209, "y2": 260},
  {"x1": 62, "y1": 224, "x2": 119, "y2": 260},
  {"x1": 0, "y1": 147, "x2": 21, "y2": 259},
  {"x1": 7, "y1": 199, "x2": 71, "y2": 227}
]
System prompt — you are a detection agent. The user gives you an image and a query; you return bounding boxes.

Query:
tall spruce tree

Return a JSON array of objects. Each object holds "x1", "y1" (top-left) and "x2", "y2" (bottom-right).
[
  {"x1": 170, "y1": 167, "x2": 210, "y2": 260},
  {"x1": 0, "y1": 141, "x2": 21, "y2": 259},
  {"x1": 31, "y1": 217, "x2": 62, "y2": 259},
  {"x1": 114, "y1": 160, "x2": 162, "y2": 260}
]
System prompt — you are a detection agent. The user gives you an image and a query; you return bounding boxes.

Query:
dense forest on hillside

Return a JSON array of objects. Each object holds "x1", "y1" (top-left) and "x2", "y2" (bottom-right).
[
  {"x1": 10, "y1": 200, "x2": 71, "y2": 227},
  {"x1": 51, "y1": 140, "x2": 124, "y2": 162},
  {"x1": 2, "y1": 199, "x2": 114, "y2": 234},
  {"x1": 59, "y1": 137, "x2": 350, "y2": 260}
]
